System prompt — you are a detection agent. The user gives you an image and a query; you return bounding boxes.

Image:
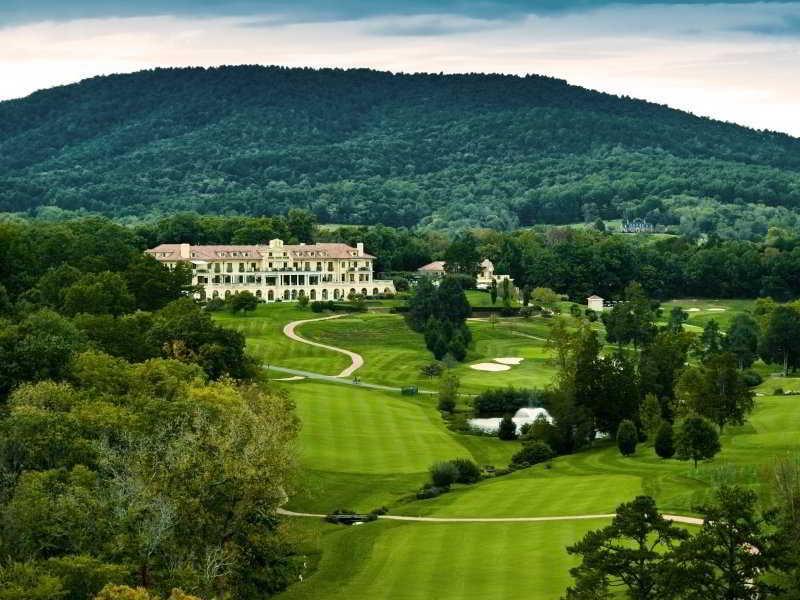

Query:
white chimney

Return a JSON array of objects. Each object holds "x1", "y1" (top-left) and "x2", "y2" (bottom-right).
[
  {"x1": 179, "y1": 243, "x2": 190, "y2": 259},
  {"x1": 357, "y1": 242, "x2": 364, "y2": 257}
]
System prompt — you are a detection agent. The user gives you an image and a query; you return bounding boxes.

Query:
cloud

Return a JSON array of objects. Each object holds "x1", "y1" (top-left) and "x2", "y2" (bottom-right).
[
  {"x1": 365, "y1": 15, "x2": 510, "y2": 37},
  {"x1": 732, "y1": 14, "x2": 800, "y2": 37}
]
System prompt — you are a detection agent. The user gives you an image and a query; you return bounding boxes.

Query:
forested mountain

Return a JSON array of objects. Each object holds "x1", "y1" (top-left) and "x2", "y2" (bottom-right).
[{"x1": 1, "y1": 65, "x2": 799, "y2": 233}]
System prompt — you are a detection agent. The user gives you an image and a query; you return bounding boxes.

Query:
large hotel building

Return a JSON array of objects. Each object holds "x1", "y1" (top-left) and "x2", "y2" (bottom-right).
[{"x1": 146, "y1": 239, "x2": 395, "y2": 302}]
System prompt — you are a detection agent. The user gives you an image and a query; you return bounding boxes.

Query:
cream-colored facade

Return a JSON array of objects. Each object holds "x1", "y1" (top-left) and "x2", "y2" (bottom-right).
[
  {"x1": 146, "y1": 239, "x2": 395, "y2": 302},
  {"x1": 416, "y1": 258, "x2": 513, "y2": 290}
]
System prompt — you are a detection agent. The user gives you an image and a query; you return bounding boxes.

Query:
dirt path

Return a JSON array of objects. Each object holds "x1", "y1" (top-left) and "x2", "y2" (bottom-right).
[
  {"x1": 277, "y1": 508, "x2": 703, "y2": 526},
  {"x1": 283, "y1": 314, "x2": 364, "y2": 378}
]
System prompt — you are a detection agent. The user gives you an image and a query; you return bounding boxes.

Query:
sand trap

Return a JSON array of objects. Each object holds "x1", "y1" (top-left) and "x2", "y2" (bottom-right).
[
  {"x1": 707, "y1": 308, "x2": 727, "y2": 312},
  {"x1": 470, "y1": 362, "x2": 512, "y2": 372},
  {"x1": 494, "y1": 357, "x2": 524, "y2": 365},
  {"x1": 272, "y1": 376, "x2": 305, "y2": 382},
  {"x1": 686, "y1": 308, "x2": 701, "y2": 312}
]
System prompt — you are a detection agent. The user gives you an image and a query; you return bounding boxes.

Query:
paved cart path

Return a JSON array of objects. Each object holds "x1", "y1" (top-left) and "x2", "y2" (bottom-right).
[
  {"x1": 277, "y1": 508, "x2": 703, "y2": 526},
  {"x1": 283, "y1": 314, "x2": 364, "y2": 378}
]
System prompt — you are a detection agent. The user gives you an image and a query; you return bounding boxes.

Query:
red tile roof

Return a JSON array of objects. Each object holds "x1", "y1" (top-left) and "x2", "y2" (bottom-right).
[{"x1": 146, "y1": 242, "x2": 374, "y2": 261}]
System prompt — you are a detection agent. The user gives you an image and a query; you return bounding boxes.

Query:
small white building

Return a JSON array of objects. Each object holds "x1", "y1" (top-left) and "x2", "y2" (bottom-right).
[
  {"x1": 587, "y1": 295, "x2": 605, "y2": 311},
  {"x1": 416, "y1": 258, "x2": 513, "y2": 290}
]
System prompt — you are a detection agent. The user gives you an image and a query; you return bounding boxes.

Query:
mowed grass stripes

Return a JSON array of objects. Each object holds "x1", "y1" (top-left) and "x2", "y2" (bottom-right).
[
  {"x1": 286, "y1": 381, "x2": 470, "y2": 474},
  {"x1": 214, "y1": 304, "x2": 350, "y2": 374},
  {"x1": 279, "y1": 520, "x2": 605, "y2": 600}
]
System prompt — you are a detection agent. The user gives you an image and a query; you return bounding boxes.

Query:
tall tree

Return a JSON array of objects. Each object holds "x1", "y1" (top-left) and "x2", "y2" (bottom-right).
[
  {"x1": 443, "y1": 232, "x2": 481, "y2": 277},
  {"x1": 698, "y1": 319, "x2": 724, "y2": 359},
  {"x1": 675, "y1": 353, "x2": 754, "y2": 432},
  {"x1": 565, "y1": 496, "x2": 688, "y2": 599},
  {"x1": 724, "y1": 313, "x2": 760, "y2": 369},
  {"x1": 675, "y1": 416, "x2": 721, "y2": 468},
  {"x1": 674, "y1": 486, "x2": 778, "y2": 599},
  {"x1": 759, "y1": 305, "x2": 800, "y2": 376}
]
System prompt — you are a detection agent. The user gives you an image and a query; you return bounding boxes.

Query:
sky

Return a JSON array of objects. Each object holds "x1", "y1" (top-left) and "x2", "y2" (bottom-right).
[{"x1": 2, "y1": 1, "x2": 800, "y2": 136}]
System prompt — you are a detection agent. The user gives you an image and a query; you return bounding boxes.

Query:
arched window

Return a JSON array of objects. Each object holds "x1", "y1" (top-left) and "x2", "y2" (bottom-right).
[
  {"x1": 310, "y1": 289, "x2": 317, "y2": 300},
  {"x1": 384, "y1": 288, "x2": 391, "y2": 294},
  {"x1": 361, "y1": 288, "x2": 367, "y2": 296},
  {"x1": 256, "y1": 290, "x2": 262, "y2": 298},
  {"x1": 372, "y1": 288, "x2": 378, "y2": 296},
  {"x1": 268, "y1": 290, "x2": 274, "y2": 301},
  {"x1": 349, "y1": 288, "x2": 356, "y2": 297},
  {"x1": 212, "y1": 291, "x2": 219, "y2": 299},
  {"x1": 333, "y1": 289, "x2": 340, "y2": 300},
  {"x1": 291, "y1": 290, "x2": 297, "y2": 300},
  {"x1": 284, "y1": 290, "x2": 290, "y2": 300},
  {"x1": 224, "y1": 290, "x2": 231, "y2": 298},
  {"x1": 322, "y1": 289, "x2": 329, "y2": 300}
]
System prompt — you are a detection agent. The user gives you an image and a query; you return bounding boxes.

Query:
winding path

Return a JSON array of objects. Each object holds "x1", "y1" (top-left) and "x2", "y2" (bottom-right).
[
  {"x1": 282, "y1": 314, "x2": 364, "y2": 378},
  {"x1": 277, "y1": 507, "x2": 703, "y2": 526}
]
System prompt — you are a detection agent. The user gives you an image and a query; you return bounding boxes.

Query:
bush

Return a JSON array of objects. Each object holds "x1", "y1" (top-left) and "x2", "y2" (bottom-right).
[
  {"x1": 420, "y1": 362, "x2": 444, "y2": 378},
  {"x1": 310, "y1": 300, "x2": 334, "y2": 313},
  {"x1": 204, "y1": 297, "x2": 225, "y2": 312},
  {"x1": 393, "y1": 277, "x2": 410, "y2": 292},
  {"x1": 472, "y1": 387, "x2": 544, "y2": 417},
  {"x1": 654, "y1": 421, "x2": 675, "y2": 459},
  {"x1": 297, "y1": 295, "x2": 309, "y2": 309},
  {"x1": 429, "y1": 461, "x2": 459, "y2": 487},
  {"x1": 519, "y1": 306, "x2": 534, "y2": 319},
  {"x1": 511, "y1": 441, "x2": 554, "y2": 467},
  {"x1": 617, "y1": 419, "x2": 638, "y2": 456},
  {"x1": 498, "y1": 414, "x2": 517, "y2": 440},
  {"x1": 741, "y1": 369, "x2": 763, "y2": 387},
  {"x1": 416, "y1": 485, "x2": 448, "y2": 500},
  {"x1": 449, "y1": 458, "x2": 481, "y2": 483},
  {"x1": 774, "y1": 387, "x2": 785, "y2": 396}
]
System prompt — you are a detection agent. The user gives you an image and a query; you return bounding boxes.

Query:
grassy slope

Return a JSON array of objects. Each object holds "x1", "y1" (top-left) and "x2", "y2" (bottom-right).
[
  {"x1": 214, "y1": 299, "x2": 800, "y2": 599},
  {"x1": 278, "y1": 519, "x2": 606, "y2": 600}
]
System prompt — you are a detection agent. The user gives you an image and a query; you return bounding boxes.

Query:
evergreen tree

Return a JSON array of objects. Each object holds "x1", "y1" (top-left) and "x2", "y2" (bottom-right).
[
  {"x1": 654, "y1": 422, "x2": 675, "y2": 459},
  {"x1": 617, "y1": 420, "x2": 638, "y2": 456},
  {"x1": 498, "y1": 415, "x2": 517, "y2": 440},
  {"x1": 565, "y1": 496, "x2": 688, "y2": 599}
]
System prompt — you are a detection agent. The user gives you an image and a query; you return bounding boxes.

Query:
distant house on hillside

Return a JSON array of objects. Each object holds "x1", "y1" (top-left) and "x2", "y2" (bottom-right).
[
  {"x1": 620, "y1": 218, "x2": 655, "y2": 234},
  {"x1": 417, "y1": 260, "x2": 447, "y2": 278},
  {"x1": 587, "y1": 295, "x2": 605, "y2": 311},
  {"x1": 416, "y1": 259, "x2": 512, "y2": 290}
]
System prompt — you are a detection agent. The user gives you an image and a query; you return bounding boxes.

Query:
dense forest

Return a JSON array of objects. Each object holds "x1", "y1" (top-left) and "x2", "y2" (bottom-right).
[{"x1": 1, "y1": 66, "x2": 799, "y2": 235}]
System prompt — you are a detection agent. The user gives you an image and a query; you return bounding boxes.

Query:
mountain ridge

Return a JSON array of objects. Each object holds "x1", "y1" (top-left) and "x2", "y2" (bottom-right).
[{"x1": 1, "y1": 65, "x2": 799, "y2": 232}]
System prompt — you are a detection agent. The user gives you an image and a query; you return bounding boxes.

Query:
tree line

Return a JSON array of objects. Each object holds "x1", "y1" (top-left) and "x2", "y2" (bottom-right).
[{"x1": 0, "y1": 218, "x2": 304, "y2": 598}]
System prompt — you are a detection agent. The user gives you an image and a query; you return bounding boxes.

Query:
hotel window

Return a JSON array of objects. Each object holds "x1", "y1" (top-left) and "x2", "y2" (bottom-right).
[
  {"x1": 214, "y1": 263, "x2": 221, "y2": 273},
  {"x1": 226, "y1": 263, "x2": 233, "y2": 273}
]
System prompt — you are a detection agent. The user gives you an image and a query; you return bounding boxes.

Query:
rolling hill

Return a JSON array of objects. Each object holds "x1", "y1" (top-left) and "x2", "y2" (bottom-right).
[{"x1": 1, "y1": 65, "x2": 799, "y2": 232}]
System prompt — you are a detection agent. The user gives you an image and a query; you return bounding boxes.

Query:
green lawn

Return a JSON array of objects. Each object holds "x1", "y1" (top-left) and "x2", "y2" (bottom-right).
[
  {"x1": 298, "y1": 312, "x2": 557, "y2": 392},
  {"x1": 217, "y1": 299, "x2": 800, "y2": 600},
  {"x1": 661, "y1": 298, "x2": 757, "y2": 330},
  {"x1": 282, "y1": 381, "x2": 518, "y2": 513},
  {"x1": 279, "y1": 519, "x2": 606, "y2": 600},
  {"x1": 215, "y1": 303, "x2": 351, "y2": 374}
]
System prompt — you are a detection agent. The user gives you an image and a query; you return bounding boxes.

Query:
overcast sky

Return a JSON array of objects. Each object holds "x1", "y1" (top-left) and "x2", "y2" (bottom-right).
[{"x1": 2, "y1": 1, "x2": 799, "y2": 135}]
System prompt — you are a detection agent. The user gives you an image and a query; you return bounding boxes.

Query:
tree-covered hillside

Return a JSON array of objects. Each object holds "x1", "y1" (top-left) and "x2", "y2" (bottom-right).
[{"x1": 1, "y1": 65, "x2": 799, "y2": 232}]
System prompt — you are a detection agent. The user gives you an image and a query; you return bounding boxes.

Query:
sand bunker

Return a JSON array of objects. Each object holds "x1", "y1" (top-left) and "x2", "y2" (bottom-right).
[
  {"x1": 707, "y1": 308, "x2": 727, "y2": 312},
  {"x1": 686, "y1": 308, "x2": 701, "y2": 312},
  {"x1": 470, "y1": 362, "x2": 512, "y2": 372},
  {"x1": 494, "y1": 357, "x2": 524, "y2": 365}
]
